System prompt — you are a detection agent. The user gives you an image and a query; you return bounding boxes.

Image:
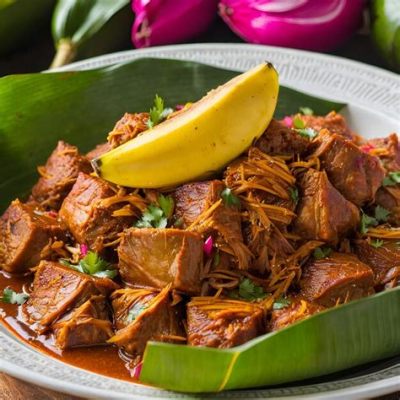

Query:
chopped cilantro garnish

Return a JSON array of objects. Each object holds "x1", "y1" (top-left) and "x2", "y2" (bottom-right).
[
  {"x1": 313, "y1": 246, "x2": 332, "y2": 260},
  {"x1": 374, "y1": 205, "x2": 390, "y2": 222},
  {"x1": 135, "y1": 194, "x2": 174, "y2": 229},
  {"x1": 221, "y1": 187, "x2": 240, "y2": 207},
  {"x1": 146, "y1": 94, "x2": 173, "y2": 129},
  {"x1": 1, "y1": 287, "x2": 29, "y2": 305},
  {"x1": 382, "y1": 171, "x2": 400, "y2": 187},
  {"x1": 293, "y1": 117, "x2": 305, "y2": 129},
  {"x1": 289, "y1": 187, "x2": 299, "y2": 205},
  {"x1": 273, "y1": 296, "x2": 291, "y2": 310},
  {"x1": 360, "y1": 211, "x2": 379, "y2": 234},
  {"x1": 297, "y1": 127, "x2": 317, "y2": 139},
  {"x1": 299, "y1": 107, "x2": 314, "y2": 116},
  {"x1": 127, "y1": 303, "x2": 148, "y2": 323},
  {"x1": 229, "y1": 278, "x2": 267, "y2": 301},
  {"x1": 370, "y1": 239, "x2": 384, "y2": 248},
  {"x1": 61, "y1": 252, "x2": 117, "y2": 279}
]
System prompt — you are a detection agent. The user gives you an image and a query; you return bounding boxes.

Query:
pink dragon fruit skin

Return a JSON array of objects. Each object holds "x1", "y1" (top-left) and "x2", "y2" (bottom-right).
[
  {"x1": 219, "y1": 0, "x2": 365, "y2": 51},
  {"x1": 132, "y1": 0, "x2": 219, "y2": 48}
]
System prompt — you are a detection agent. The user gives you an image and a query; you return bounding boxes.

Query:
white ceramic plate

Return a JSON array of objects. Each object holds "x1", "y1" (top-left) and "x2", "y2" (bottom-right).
[{"x1": 1, "y1": 43, "x2": 400, "y2": 400}]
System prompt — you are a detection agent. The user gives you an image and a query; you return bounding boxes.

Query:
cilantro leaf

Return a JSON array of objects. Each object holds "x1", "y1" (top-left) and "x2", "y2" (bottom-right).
[
  {"x1": 61, "y1": 252, "x2": 117, "y2": 279},
  {"x1": 135, "y1": 195, "x2": 174, "y2": 229},
  {"x1": 1, "y1": 287, "x2": 29, "y2": 305},
  {"x1": 384, "y1": 171, "x2": 400, "y2": 186},
  {"x1": 127, "y1": 303, "x2": 147, "y2": 323},
  {"x1": 146, "y1": 94, "x2": 172, "y2": 129},
  {"x1": 158, "y1": 194, "x2": 174, "y2": 218},
  {"x1": 273, "y1": 296, "x2": 291, "y2": 310},
  {"x1": 313, "y1": 246, "x2": 332, "y2": 260},
  {"x1": 370, "y1": 239, "x2": 384, "y2": 248},
  {"x1": 293, "y1": 117, "x2": 305, "y2": 129},
  {"x1": 289, "y1": 187, "x2": 299, "y2": 205},
  {"x1": 221, "y1": 188, "x2": 240, "y2": 207},
  {"x1": 374, "y1": 205, "x2": 390, "y2": 222},
  {"x1": 297, "y1": 127, "x2": 317, "y2": 139},
  {"x1": 299, "y1": 107, "x2": 314, "y2": 116},
  {"x1": 230, "y1": 278, "x2": 267, "y2": 301},
  {"x1": 360, "y1": 211, "x2": 378, "y2": 234}
]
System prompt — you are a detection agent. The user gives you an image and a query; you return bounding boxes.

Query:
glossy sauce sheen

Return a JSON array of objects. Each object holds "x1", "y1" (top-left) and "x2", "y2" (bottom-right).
[{"x1": 0, "y1": 271, "x2": 134, "y2": 382}]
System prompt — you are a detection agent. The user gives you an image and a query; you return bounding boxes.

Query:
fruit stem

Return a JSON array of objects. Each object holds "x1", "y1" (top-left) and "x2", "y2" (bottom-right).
[{"x1": 49, "y1": 39, "x2": 77, "y2": 69}]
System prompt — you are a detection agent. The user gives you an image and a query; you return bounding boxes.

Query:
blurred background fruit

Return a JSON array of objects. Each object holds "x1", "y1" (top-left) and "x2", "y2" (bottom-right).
[
  {"x1": 0, "y1": 0, "x2": 398, "y2": 74},
  {"x1": 370, "y1": 0, "x2": 400, "y2": 72}
]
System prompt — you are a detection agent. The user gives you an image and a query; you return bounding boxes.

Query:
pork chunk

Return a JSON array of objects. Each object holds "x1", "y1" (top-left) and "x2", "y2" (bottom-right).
[
  {"x1": 353, "y1": 239, "x2": 400, "y2": 287},
  {"x1": 293, "y1": 111, "x2": 355, "y2": 141},
  {"x1": 59, "y1": 173, "x2": 134, "y2": 252},
  {"x1": 269, "y1": 298, "x2": 324, "y2": 331},
  {"x1": 255, "y1": 119, "x2": 309, "y2": 155},
  {"x1": 23, "y1": 261, "x2": 117, "y2": 331},
  {"x1": 293, "y1": 170, "x2": 360, "y2": 243},
  {"x1": 117, "y1": 228, "x2": 203, "y2": 295},
  {"x1": 187, "y1": 297, "x2": 264, "y2": 348},
  {"x1": 299, "y1": 253, "x2": 374, "y2": 307},
  {"x1": 108, "y1": 286, "x2": 184, "y2": 357},
  {"x1": 107, "y1": 112, "x2": 149, "y2": 149},
  {"x1": 367, "y1": 133, "x2": 400, "y2": 172},
  {"x1": 312, "y1": 131, "x2": 385, "y2": 206},
  {"x1": 53, "y1": 295, "x2": 113, "y2": 349},
  {"x1": 31, "y1": 141, "x2": 92, "y2": 209},
  {"x1": 0, "y1": 200, "x2": 66, "y2": 273}
]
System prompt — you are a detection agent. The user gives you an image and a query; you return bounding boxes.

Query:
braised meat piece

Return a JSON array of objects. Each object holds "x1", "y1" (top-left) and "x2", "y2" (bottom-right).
[
  {"x1": 0, "y1": 200, "x2": 66, "y2": 273},
  {"x1": 293, "y1": 169, "x2": 359, "y2": 243},
  {"x1": 353, "y1": 239, "x2": 400, "y2": 287},
  {"x1": 187, "y1": 297, "x2": 264, "y2": 348},
  {"x1": 294, "y1": 111, "x2": 355, "y2": 141},
  {"x1": 117, "y1": 228, "x2": 203, "y2": 295},
  {"x1": 269, "y1": 298, "x2": 324, "y2": 331},
  {"x1": 86, "y1": 142, "x2": 112, "y2": 160},
  {"x1": 172, "y1": 180, "x2": 250, "y2": 269},
  {"x1": 312, "y1": 130, "x2": 385, "y2": 206},
  {"x1": 108, "y1": 286, "x2": 184, "y2": 357},
  {"x1": 31, "y1": 141, "x2": 92, "y2": 209},
  {"x1": 23, "y1": 261, "x2": 117, "y2": 331},
  {"x1": 53, "y1": 295, "x2": 113, "y2": 349},
  {"x1": 367, "y1": 133, "x2": 400, "y2": 172},
  {"x1": 255, "y1": 119, "x2": 309, "y2": 155},
  {"x1": 59, "y1": 173, "x2": 136, "y2": 252},
  {"x1": 299, "y1": 252, "x2": 374, "y2": 307},
  {"x1": 375, "y1": 186, "x2": 400, "y2": 225},
  {"x1": 107, "y1": 112, "x2": 149, "y2": 149}
]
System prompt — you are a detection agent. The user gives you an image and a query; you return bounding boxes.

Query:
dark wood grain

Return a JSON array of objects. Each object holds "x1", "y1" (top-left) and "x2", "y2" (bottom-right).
[{"x1": 0, "y1": 373, "x2": 83, "y2": 400}]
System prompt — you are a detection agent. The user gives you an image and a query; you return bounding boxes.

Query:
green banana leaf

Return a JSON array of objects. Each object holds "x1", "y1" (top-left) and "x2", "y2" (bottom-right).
[
  {"x1": 0, "y1": 58, "x2": 343, "y2": 212},
  {"x1": 141, "y1": 287, "x2": 400, "y2": 392},
  {"x1": 51, "y1": 0, "x2": 131, "y2": 68},
  {"x1": 0, "y1": 0, "x2": 55, "y2": 56}
]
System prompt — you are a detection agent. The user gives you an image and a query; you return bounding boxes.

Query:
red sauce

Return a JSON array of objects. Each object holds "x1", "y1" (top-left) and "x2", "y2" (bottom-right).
[{"x1": 0, "y1": 270, "x2": 135, "y2": 382}]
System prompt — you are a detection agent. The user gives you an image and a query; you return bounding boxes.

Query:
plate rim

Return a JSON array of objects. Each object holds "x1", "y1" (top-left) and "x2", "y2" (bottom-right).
[{"x1": 1, "y1": 42, "x2": 400, "y2": 399}]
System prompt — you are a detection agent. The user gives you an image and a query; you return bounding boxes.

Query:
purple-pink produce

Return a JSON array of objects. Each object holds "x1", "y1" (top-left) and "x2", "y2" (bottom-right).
[
  {"x1": 132, "y1": 0, "x2": 219, "y2": 48},
  {"x1": 219, "y1": 0, "x2": 365, "y2": 51}
]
